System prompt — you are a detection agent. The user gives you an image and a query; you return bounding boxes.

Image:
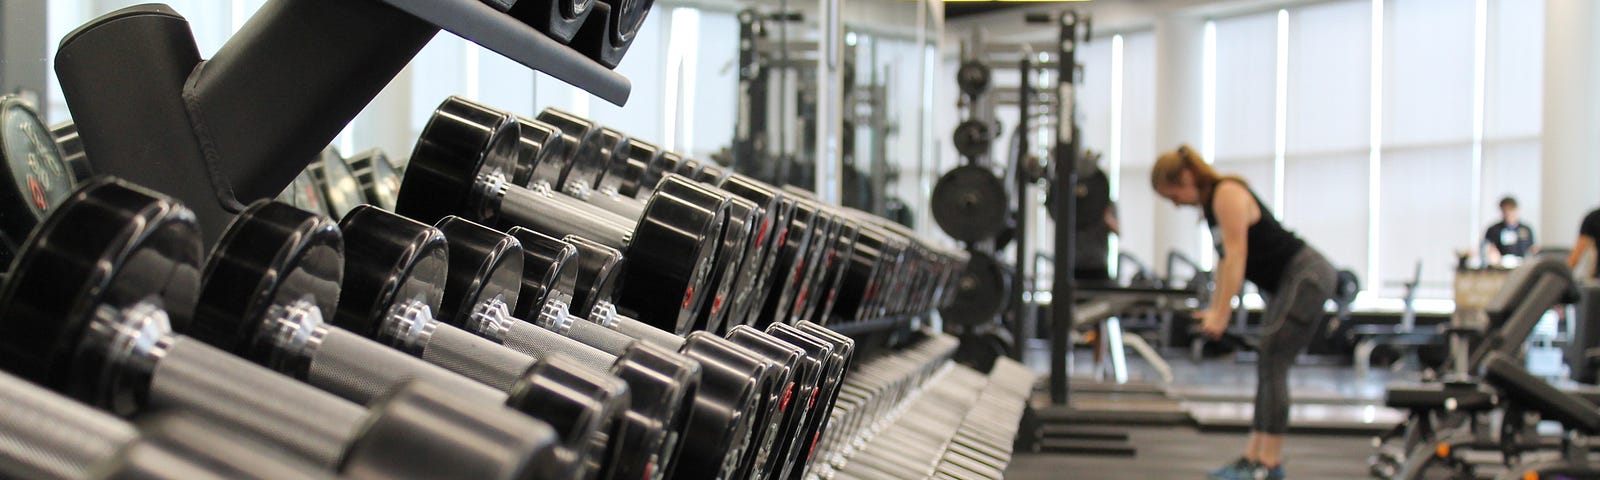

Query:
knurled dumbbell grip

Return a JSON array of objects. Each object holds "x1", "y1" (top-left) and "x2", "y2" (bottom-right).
[
  {"x1": 148, "y1": 337, "x2": 365, "y2": 469},
  {"x1": 307, "y1": 328, "x2": 508, "y2": 405},
  {"x1": 502, "y1": 321, "x2": 618, "y2": 373},
  {"x1": 422, "y1": 324, "x2": 541, "y2": 393},
  {"x1": 562, "y1": 319, "x2": 639, "y2": 356},
  {"x1": 0, "y1": 370, "x2": 136, "y2": 480},
  {"x1": 603, "y1": 314, "x2": 685, "y2": 351}
]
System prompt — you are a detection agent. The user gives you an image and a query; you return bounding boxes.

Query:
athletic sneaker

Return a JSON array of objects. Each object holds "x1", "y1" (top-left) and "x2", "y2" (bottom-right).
[
  {"x1": 1259, "y1": 463, "x2": 1286, "y2": 479},
  {"x1": 1206, "y1": 457, "x2": 1258, "y2": 480}
]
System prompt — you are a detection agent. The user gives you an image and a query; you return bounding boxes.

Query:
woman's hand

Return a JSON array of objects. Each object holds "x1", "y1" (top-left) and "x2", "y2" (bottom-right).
[{"x1": 1193, "y1": 308, "x2": 1231, "y2": 340}]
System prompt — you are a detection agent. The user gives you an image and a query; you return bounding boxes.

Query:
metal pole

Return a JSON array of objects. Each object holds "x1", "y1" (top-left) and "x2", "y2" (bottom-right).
[
  {"x1": 1049, "y1": 11, "x2": 1080, "y2": 405},
  {"x1": 1013, "y1": 56, "x2": 1032, "y2": 361}
]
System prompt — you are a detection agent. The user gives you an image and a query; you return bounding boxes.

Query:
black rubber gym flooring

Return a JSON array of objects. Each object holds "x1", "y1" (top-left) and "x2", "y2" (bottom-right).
[{"x1": 1004, "y1": 425, "x2": 1374, "y2": 479}]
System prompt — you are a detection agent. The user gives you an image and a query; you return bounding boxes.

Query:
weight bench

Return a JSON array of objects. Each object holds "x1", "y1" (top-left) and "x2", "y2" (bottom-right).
[
  {"x1": 1352, "y1": 261, "x2": 1448, "y2": 378},
  {"x1": 1373, "y1": 257, "x2": 1580, "y2": 478},
  {"x1": 1483, "y1": 352, "x2": 1600, "y2": 480}
]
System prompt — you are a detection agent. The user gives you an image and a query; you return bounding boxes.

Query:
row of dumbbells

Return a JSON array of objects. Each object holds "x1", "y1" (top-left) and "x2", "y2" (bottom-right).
[
  {"x1": 813, "y1": 334, "x2": 962, "y2": 469},
  {"x1": 387, "y1": 96, "x2": 970, "y2": 338},
  {"x1": 0, "y1": 96, "x2": 969, "y2": 480},
  {"x1": 0, "y1": 177, "x2": 847, "y2": 480},
  {"x1": 819, "y1": 341, "x2": 1033, "y2": 480}
]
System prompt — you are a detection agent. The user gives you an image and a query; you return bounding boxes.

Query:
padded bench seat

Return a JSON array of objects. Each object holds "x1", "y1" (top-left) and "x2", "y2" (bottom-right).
[{"x1": 1384, "y1": 381, "x2": 1497, "y2": 411}]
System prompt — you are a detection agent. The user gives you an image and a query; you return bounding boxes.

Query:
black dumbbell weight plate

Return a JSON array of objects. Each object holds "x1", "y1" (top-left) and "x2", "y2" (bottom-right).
[
  {"x1": 306, "y1": 147, "x2": 367, "y2": 219},
  {"x1": 508, "y1": 0, "x2": 596, "y2": 44},
  {"x1": 188, "y1": 200, "x2": 342, "y2": 368},
  {"x1": 395, "y1": 96, "x2": 521, "y2": 226},
  {"x1": 931, "y1": 165, "x2": 1008, "y2": 243},
  {"x1": 0, "y1": 97, "x2": 77, "y2": 267},
  {"x1": 346, "y1": 149, "x2": 402, "y2": 211},
  {"x1": 938, "y1": 250, "x2": 1010, "y2": 326},
  {"x1": 952, "y1": 119, "x2": 993, "y2": 159},
  {"x1": 0, "y1": 177, "x2": 202, "y2": 409}
]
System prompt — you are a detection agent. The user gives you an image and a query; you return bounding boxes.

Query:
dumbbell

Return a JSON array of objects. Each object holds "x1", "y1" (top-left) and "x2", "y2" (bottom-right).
[
  {"x1": 0, "y1": 367, "x2": 339, "y2": 480},
  {"x1": 334, "y1": 205, "x2": 673, "y2": 480},
  {"x1": 831, "y1": 224, "x2": 889, "y2": 323},
  {"x1": 396, "y1": 96, "x2": 727, "y2": 335},
  {"x1": 436, "y1": 215, "x2": 819, "y2": 480},
  {"x1": 771, "y1": 194, "x2": 843, "y2": 324},
  {"x1": 186, "y1": 199, "x2": 624, "y2": 480},
  {"x1": 345, "y1": 148, "x2": 401, "y2": 211},
  {"x1": 785, "y1": 321, "x2": 857, "y2": 478},
  {"x1": 503, "y1": 230, "x2": 778, "y2": 479},
  {"x1": 277, "y1": 169, "x2": 329, "y2": 217},
  {"x1": 567, "y1": 0, "x2": 655, "y2": 68},
  {"x1": 498, "y1": 226, "x2": 825, "y2": 480},
  {"x1": 715, "y1": 174, "x2": 795, "y2": 327},
  {"x1": 523, "y1": 109, "x2": 761, "y2": 333},
  {"x1": 432, "y1": 216, "x2": 700, "y2": 480},
  {"x1": 306, "y1": 147, "x2": 367, "y2": 219},
  {"x1": 614, "y1": 151, "x2": 785, "y2": 332},
  {"x1": 508, "y1": 0, "x2": 596, "y2": 44},
  {"x1": 49, "y1": 121, "x2": 96, "y2": 183},
  {"x1": 799, "y1": 222, "x2": 857, "y2": 324},
  {"x1": 0, "y1": 178, "x2": 558, "y2": 479}
]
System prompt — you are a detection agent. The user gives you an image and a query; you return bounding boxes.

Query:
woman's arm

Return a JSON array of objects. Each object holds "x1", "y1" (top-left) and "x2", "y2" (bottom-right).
[
  {"x1": 1198, "y1": 182, "x2": 1256, "y2": 338},
  {"x1": 1569, "y1": 235, "x2": 1595, "y2": 271}
]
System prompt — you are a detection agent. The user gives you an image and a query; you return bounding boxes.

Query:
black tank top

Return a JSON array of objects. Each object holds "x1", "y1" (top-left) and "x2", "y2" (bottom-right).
[{"x1": 1203, "y1": 178, "x2": 1305, "y2": 293}]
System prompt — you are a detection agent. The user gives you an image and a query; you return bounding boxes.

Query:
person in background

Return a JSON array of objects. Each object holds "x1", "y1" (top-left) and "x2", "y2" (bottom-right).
[
  {"x1": 1484, "y1": 196, "x2": 1537, "y2": 267},
  {"x1": 1150, "y1": 145, "x2": 1336, "y2": 480},
  {"x1": 1073, "y1": 150, "x2": 1119, "y2": 286},
  {"x1": 1568, "y1": 208, "x2": 1600, "y2": 280}
]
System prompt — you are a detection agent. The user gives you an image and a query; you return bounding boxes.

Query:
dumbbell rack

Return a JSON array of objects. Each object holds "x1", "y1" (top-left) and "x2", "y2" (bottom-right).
[{"x1": 806, "y1": 332, "x2": 1035, "y2": 480}]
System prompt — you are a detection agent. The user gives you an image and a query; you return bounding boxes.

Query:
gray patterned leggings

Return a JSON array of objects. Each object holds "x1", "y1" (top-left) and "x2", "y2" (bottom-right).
[{"x1": 1254, "y1": 247, "x2": 1337, "y2": 434}]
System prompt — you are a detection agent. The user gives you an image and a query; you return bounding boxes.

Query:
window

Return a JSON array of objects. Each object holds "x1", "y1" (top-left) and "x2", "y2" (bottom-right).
[
  {"x1": 1283, "y1": 0, "x2": 1372, "y2": 283},
  {"x1": 1210, "y1": 13, "x2": 1278, "y2": 204}
]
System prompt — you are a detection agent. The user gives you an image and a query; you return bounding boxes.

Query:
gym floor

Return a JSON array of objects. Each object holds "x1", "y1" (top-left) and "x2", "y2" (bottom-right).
[
  {"x1": 1004, "y1": 426, "x2": 1374, "y2": 479},
  {"x1": 1004, "y1": 349, "x2": 1406, "y2": 479}
]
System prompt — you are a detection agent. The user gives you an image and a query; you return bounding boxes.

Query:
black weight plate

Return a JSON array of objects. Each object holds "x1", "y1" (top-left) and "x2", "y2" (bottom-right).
[
  {"x1": 956, "y1": 61, "x2": 990, "y2": 97},
  {"x1": 558, "y1": 234, "x2": 623, "y2": 318},
  {"x1": 49, "y1": 121, "x2": 95, "y2": 183},
  {"x1": 0, "y1": 97, "x2": 77, "y2": 268},
  {"x1": 533, "y1": 108, "x2": 605, "y2": 189},
  {"x1": 0, "y1": 177, "x2": 203, "y2": 411},
  {"x1": 395, "y1": 96, "x2": 520, "y2": 226},
  {"x1": 277, "y1": 170, "x2": 328, "y2": 217},
  {"x1": 190, "y1": 200, "x2": 342, "y2": 369},
  {"x1": 931, "y1": 165, "x2": 1008, "y2": 243},
  {"x1": 345, "y1": 149, "x2": 401, "y2": 211},
  {"x1": 507, "y1": 0, "x2": 595, "y2": 44},
  {"x1": 506, "y1": 227, "x2": 579, "y2": 319},
  {"x1": 939, "y1": 250, "x2": 1010, "y2": 327},
  {"x1": 433, "y1": 216, "x2": 524, "y2": 328},
  {"x1": 513, "y1": 117, "x2": 570, "y2": 188},
  {"x1": 331, "y1": 205, "x2": 449, "y2": 340},
  {"x1": 306, "y1": 147, "x2": 367, "y2": 219},
  {"x1": 952, "y1": 120, "x2": 992, "y2": 159}
]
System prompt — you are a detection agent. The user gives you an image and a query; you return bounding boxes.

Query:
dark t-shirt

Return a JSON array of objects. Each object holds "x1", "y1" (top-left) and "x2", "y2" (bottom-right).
[
  {"x1": 1583, "y1": 209, "x2": 1600, "y2": 278},
  {"x1": 1484, "y1": 221, "x2": 1535, "y2": 258},
  {"x1": 1073, "y1": 168, "x2": 1112, "y2": 280}
]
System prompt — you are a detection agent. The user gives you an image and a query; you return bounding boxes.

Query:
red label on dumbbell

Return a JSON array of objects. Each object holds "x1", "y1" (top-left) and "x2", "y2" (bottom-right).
[
  {"x1": 779, "y1": 382, "x2": 795, "y2": 412},
  {"x1": 682, "y1": 286, "x2": 694, "y2": 310},
  {"x1": 712, "y1": 295, "x2": 723, "y2": 315},
  {"x1": 755, "y1": 221, "x2": 769, "y2": 248}
]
